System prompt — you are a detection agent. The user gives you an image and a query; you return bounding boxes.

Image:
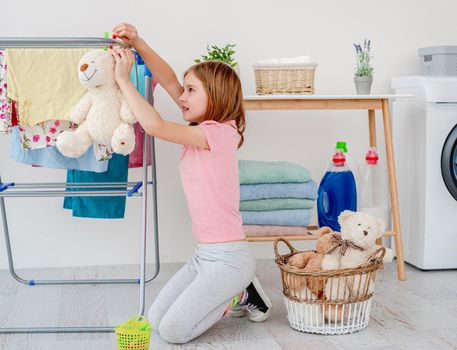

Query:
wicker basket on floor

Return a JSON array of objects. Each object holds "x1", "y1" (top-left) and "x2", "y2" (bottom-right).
[
  {"x1": 274, "y1": 238, "x2": 385, "y2": 335},
  {"x1": 253, "y1": 63, "x2": 317, "y2": 95}
]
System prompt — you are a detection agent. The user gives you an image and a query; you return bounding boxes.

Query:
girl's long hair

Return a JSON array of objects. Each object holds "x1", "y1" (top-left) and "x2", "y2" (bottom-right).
[{"x1": 184, "y1": 61, "x2": 246, "y2": 148}]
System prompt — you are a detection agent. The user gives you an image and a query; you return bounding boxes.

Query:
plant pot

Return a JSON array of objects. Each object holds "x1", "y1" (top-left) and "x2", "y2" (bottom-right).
[{"x1": 354, "y1": 76, "x2": 373, "y2": 95}]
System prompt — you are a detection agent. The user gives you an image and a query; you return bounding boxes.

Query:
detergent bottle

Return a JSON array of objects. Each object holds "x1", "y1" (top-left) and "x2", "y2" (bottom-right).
[
  {"x1": 359, "y1": 148, "x2": 388, "y2": 223},
  {"x1": 336, "y1": 141, "x2": 361, "y2": 209},
  {"x1": 317, "y1": 149, "x2": 357, "y2": 231}
]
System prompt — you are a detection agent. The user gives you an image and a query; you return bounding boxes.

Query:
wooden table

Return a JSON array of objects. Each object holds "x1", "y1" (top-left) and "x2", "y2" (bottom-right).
[{"x1": 243, "y1": 94, "x2": 407, "y2": 281}]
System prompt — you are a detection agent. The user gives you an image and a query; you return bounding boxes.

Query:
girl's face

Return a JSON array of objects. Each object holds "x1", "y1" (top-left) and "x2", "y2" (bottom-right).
[{"x1": 179, "y1": 71, "x2": 208, "y2": 123}]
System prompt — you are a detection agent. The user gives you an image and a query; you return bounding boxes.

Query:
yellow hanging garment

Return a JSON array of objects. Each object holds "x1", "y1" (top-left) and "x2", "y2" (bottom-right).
[{"x1": 6, "y1": 48, "x2": 88, "y2": 126}]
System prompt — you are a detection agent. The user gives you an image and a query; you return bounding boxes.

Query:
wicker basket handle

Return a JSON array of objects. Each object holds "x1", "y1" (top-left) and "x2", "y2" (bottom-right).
[
  {"x1": 274, "y1": 238, "x2": 298, "y2": 260},
  {"x1": 364, "y1": 246, "x2": 386, "y2": 267}
]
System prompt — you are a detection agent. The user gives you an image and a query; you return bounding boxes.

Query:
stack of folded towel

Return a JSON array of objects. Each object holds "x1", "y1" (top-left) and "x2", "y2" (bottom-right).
[{"x1": 239, "y1": 160, "x2": 318, "y2": 237}]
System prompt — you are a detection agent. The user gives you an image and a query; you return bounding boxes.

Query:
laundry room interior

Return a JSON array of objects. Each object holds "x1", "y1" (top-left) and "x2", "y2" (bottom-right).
[{"x1": 0, "y1": 1, "x2": 457, "y2": 349}]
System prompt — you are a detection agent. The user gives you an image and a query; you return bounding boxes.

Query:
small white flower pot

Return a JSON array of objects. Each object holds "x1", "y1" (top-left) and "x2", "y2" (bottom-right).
[{"x1": 354, "y1": 76, "x2": 373, "y2": 95}]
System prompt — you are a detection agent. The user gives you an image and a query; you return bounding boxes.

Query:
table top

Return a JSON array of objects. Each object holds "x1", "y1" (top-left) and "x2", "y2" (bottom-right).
[{"x1": 243, "y1": 94, "x2": 412, "y2": 100}]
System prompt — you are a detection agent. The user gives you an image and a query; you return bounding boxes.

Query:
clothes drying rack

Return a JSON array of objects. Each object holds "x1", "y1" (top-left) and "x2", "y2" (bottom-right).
[{"x1": 0, "y1": 37, "x2": 160, "y2": 333}]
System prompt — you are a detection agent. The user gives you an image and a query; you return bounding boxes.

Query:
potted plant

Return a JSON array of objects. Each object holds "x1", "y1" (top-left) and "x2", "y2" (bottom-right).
[
  {"x1": 195, "y1": 43, "x2": 239, "y2": 74},
  {"x1": 353, "y1": 39, "x2": 374, "y2": 94}
]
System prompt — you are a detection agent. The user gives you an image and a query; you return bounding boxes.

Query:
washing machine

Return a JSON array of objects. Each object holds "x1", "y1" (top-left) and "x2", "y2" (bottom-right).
[{"x1": 392, "y1": 76, "x2": 457, "y2": 270}]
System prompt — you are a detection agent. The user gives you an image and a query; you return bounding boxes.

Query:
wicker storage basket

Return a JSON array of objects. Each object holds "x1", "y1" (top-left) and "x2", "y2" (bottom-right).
[
  {"x1": 274, "y1": 238, "x2": 385, "y2": 335},
  {"x1": 253, "y1": 63, "x2": 317, "y2": 95}
]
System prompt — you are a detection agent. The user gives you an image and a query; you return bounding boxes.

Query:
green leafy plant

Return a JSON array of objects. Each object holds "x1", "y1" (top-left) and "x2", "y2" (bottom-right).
[
  {"x1": 195, "y1": 43, "x2": 238, "y2": 68},
  {"x1": 353, "y1": 39, "x2": 373, "y2": 77}
]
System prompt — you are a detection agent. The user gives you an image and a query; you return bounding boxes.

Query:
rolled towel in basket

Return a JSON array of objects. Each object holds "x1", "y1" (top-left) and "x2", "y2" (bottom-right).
[
  {"x1": 239, "y1": 159, "x2": 311, "y2": 185},
  {"x1": 241, "y1": 209, "x2": 311, "y2": 226},
  {"x1": 240, "y1": 181, "x2": 317, "y2": 201},
  {"x1": 243, "y1": 224, "x2": 309, "y2": 237}
]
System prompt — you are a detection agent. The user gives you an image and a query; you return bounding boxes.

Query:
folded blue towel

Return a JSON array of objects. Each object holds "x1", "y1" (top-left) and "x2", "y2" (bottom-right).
[
  {"x1": 241, "y1": 209, "x2": 312, "y2": 226},
  {"x1": 240, "y1": 181, "x2": 318, "y2": 201}
]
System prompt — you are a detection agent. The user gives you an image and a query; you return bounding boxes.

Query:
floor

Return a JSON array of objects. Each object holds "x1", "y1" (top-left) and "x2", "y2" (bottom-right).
[{"x1": 0, "y1": 259, "x2": 456, "y2": 350}]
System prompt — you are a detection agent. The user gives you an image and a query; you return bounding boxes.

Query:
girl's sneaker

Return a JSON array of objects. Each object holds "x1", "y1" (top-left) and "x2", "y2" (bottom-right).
[{"x1": 229, "y1": 276, "x2": 272, "y2": 322}]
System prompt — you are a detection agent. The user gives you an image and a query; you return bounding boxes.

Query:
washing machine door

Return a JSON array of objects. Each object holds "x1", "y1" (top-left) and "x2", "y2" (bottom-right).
[{"x1": 441, "y1": 124, "x2": 457, "y2": 200}]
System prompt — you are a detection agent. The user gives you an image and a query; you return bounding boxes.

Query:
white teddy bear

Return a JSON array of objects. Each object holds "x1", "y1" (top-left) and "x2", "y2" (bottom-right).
[
  {"x1": 322, "y1": 210, "x2": 393, "y2": 271},
  {"x1": 321, "y1": 210, "x2": 393, "y2": 321},
  {"x1": 56, "y1": 49, "x2": 136, "y2": 158}
]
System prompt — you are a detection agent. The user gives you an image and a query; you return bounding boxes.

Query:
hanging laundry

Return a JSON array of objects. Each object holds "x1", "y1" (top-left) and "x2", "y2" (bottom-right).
[
  {"x1": 9, "y1": 126, "x2": 108, "y2": 172},
  {"x1": 128, "y1": 64, "x2": 158, "y2": 168},
  {"x1": 0, "y1": 50, "x2": 12, "y2": 134},
  {"x1": 11, "y1": 101, "x2": 18, "y2": 127},
  {"x1": 18, "y1": 119, "x2": 74, "y2": 150},
  {"x1": 63, "y1": 153, "x2": 129, "y2": 219},
  {"x1": 61, "y1": 63, "x2": 156, "y2": 218},
  {"x1": 12, "y1": 99, "x2": 112, "y2": 160},
  {"x1": 6, "y1": 48, "x2": 88, "y2": 126}
]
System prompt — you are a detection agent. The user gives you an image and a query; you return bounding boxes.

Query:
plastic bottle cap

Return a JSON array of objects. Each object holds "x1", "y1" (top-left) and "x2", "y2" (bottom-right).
[
  {"x1": 333, "y1": 151, "x2": 346, "y2": 166},
  {"x1": 336, "y1": 141, "x2": 348, "y2": 153},
  {"x1": 366, "y1": 149, "x2": 379, "y2": 164}
]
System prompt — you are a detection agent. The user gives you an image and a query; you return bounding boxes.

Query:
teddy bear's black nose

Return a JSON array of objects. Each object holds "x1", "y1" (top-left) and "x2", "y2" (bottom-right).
[
  {"x1": 80, "y1": 64, "x2": 89, "y2": 72},
  {"x1": 363, "y1": 230, "x2": 368, "y2": 236}
]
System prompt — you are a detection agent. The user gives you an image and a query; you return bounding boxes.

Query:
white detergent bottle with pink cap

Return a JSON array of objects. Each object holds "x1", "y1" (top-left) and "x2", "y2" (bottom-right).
[{"x1": 359, "y1": 148, "x2": 388, "y2": 223}]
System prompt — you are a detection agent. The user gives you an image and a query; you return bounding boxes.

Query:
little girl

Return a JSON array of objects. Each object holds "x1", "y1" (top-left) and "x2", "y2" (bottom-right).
[{"x1": 110, "y1": 23, "x2": 272, "y2": 344}]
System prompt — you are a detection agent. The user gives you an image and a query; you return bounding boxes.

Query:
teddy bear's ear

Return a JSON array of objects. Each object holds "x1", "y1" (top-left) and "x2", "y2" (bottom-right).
[
  {"x1": 376, "y1": 218, "x2": 386, "y2": 238},
  {"x1": 338, "y1": 210, "x2": 354, "y2": 226},
  {"x1": 318, "y1": 226, "x2": 333, "y2": 236}
]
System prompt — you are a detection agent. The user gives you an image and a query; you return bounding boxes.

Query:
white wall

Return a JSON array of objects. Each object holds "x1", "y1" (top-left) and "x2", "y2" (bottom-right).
[{"x1": 0, "y1": 0, "x2": 455, "y2": 269}]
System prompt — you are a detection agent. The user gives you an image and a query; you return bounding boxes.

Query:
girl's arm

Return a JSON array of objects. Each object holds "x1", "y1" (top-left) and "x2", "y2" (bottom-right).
[
  {"x1": 112, "y1": 23, "x2": 184, "y2": 108},
  {"x1": 110, "y1": 48, "x2": 209, "y2": 150}
]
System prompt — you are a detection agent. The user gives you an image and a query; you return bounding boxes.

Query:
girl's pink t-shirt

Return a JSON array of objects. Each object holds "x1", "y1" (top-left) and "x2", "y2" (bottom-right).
[{"x1": 179, "y1": 119, "x2": 244, "y2": 243}]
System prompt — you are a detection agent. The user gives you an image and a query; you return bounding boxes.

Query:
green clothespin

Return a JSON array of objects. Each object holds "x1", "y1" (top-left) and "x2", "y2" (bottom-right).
[{"x1": 103, "y1": 31, "x2": 109, "y2": 51}]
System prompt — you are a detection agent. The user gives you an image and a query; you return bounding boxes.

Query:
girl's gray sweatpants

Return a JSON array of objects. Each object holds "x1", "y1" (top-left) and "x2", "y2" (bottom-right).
[{"x1": 147, "y1": 241, "x2": 255, "y2": 344}]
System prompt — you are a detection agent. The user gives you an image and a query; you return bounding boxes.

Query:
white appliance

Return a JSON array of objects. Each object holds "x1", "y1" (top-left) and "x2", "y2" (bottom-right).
[{"x1": 392, "y1": 76, "x2": 457, "y2": 270}]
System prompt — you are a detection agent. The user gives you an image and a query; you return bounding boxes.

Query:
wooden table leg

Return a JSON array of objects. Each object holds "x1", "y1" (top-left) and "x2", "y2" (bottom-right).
[
  {"x1": 381, "y1": 99, "x2": 406, "y2": 280},
  {"x1": 368, "y1": 109, "x2": 377, "y2": 147},
  {"x1": 368, "y1": 109, "x2": 384, "y2": 246}
]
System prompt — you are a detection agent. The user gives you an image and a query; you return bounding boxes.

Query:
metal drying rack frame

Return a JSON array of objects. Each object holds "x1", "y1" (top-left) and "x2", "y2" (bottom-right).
[{"x1": 0, "y1": 37, "x2": 160, "y2": 333}]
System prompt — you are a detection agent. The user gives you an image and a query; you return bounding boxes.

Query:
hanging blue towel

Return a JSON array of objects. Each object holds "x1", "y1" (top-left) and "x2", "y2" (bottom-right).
[
  {"x1": 241, "y1": 209, "x2": 312, "y2": 226},
  {"x1": 130, "y1": 63, "x2": 145, "y2": 95},
  {"x1": 63, "y1": 153, "x2": 129, "y2": 219},
  {"x1": 9, "y1": 127, "x2": 108, "y2": 173},
  {"x1": 240, "y1": 180, "x2": 318, "y2": 201}
]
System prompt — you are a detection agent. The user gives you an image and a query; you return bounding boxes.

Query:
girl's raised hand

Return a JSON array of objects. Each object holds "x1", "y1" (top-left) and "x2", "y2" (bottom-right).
[
  {"x1": 109, "y1": 48, "x2": 135, "y2": 85},
  {"x1": 112, "y1": 23, "x2": 142, "y2": 48}
]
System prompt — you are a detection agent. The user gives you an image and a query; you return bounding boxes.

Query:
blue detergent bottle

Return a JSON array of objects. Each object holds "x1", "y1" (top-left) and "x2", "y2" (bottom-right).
[{"x1": 317, "y1": 149, "x2": 357, "y2": 231}]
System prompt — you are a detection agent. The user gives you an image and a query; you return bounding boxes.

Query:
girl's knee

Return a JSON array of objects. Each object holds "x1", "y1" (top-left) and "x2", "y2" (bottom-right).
[
  {"x1": 158, "y1": 317, "x2": 192, "y2": 344},
  {"x1": 147, "y1": 305, "x2": 162, "y2": 330}
]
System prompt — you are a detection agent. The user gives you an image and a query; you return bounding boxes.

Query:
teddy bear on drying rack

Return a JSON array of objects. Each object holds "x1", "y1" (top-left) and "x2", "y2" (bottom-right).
[{"x1": 56, "y1": 49, "x2": 137, "y2": 158}]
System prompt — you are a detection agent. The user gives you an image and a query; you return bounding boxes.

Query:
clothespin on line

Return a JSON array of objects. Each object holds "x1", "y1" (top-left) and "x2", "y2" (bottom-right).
[
  {"x1": 103, "y1": 31, "x2": 143, "y2": 68},
  {"x1": 103, "y1": 31, "x2": 117, "y2": 51}
]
